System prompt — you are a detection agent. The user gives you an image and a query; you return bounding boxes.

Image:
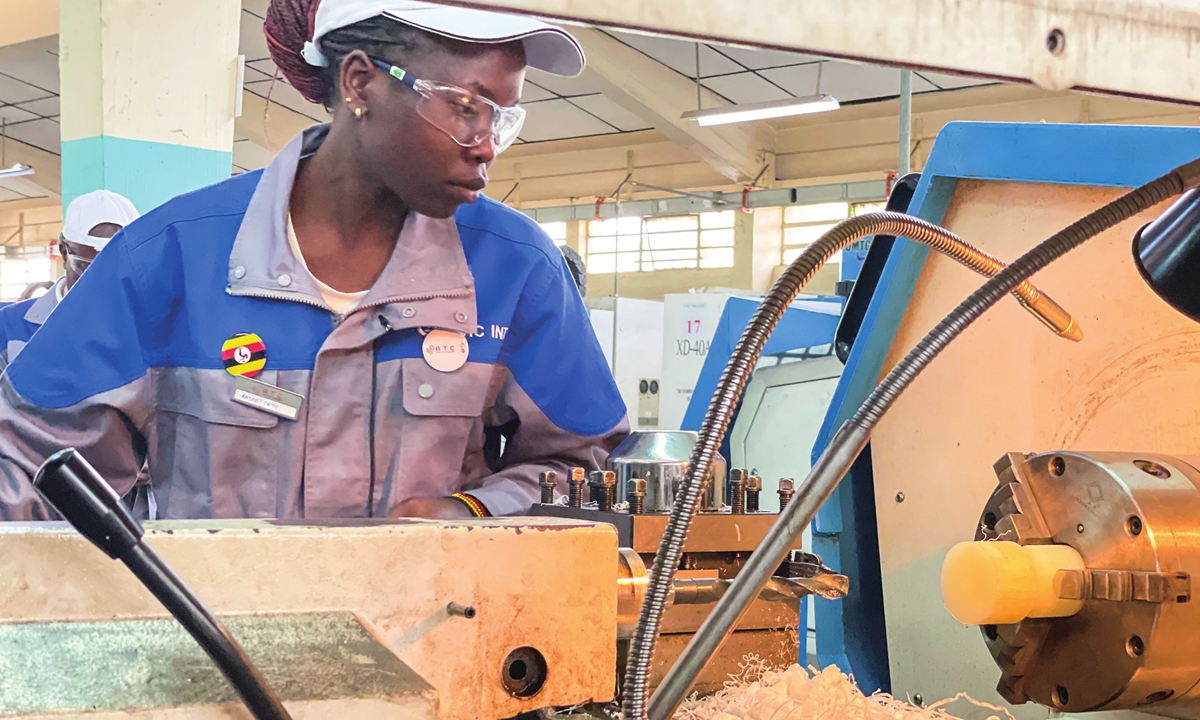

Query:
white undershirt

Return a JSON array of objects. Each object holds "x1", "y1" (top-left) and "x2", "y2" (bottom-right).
[{"x1": 286, "y1": 215, "x2": 368, "y2": 315}]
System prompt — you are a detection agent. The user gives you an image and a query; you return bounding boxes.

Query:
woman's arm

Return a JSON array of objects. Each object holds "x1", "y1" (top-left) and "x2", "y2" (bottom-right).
[{"x1": 462, "y1": 251, "x2": 629, "y2": 515}]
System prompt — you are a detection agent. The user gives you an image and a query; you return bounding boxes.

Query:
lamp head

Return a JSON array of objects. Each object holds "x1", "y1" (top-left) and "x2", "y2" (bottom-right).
[{"x1": 1134, "y1": 187, "x2": 1200, "y2": 322}]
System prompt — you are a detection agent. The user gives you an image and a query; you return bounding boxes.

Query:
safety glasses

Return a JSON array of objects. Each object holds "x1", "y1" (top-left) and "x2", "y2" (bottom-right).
[
  {"x1": 369, "y1": 58, "x2": 526, "y2": 155},
  {"x1": 59, "y1": 240, "x2": 94, "y2": 273}
]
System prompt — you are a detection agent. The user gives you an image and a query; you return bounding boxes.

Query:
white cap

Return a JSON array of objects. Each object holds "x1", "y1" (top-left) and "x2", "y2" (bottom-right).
[
  {"x1": 302, "y1": 0, "x2": 585, "y2": 77},
  {"x1": 62, "y1": 190, "x2": 140, "y2": 251}
]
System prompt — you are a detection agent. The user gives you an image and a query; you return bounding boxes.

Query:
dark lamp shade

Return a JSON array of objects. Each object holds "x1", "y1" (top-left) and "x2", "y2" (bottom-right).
[{"x1": 1133, "y1": 187, "x2": 1200, "y2": 323}]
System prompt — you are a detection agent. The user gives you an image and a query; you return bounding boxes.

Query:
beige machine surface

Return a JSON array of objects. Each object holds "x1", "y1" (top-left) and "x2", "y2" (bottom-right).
[
  {"x1": 865, "y1": 180, "x2": 1200, "y2": 718},
  {"x1": 0, "y1": 519, "x2": 618, "y2": 720},
  {"x1": 462, "y1": 0, "x2": 1200, "y2": 108}
]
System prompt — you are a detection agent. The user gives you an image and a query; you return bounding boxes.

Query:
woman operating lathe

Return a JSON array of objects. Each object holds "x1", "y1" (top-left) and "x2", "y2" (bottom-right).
[{"x1": 0, "y1": 0, "x2": 628, "y2": 520}]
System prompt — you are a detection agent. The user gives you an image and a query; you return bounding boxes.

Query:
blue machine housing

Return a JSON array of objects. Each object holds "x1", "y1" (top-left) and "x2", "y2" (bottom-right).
[{"x1": 811, "y1": 121, "x2": 1200, "y2": 695}]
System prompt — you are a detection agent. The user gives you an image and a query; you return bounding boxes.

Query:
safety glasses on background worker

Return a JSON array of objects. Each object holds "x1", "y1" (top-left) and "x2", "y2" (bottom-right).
[
  {"x1": 59, "y1": 241, "x2": 94, "y2": 273},
  {"x1": 370, "y1": 58, "x2": 526, "y2": 154}
]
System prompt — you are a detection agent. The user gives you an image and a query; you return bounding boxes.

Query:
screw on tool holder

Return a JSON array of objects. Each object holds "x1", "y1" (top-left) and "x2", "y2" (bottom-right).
[
  {"x1": 730, "y1": 469, "x2": 747, "y2": 515},
  {"x1": 539, "y1": 470, "x2": 557, "y2": 505},
  {"x1": 590, "y1": 470, "x2": 617, "y2": 511},
  {"x1": 778, "y1": 478, "x2": 795, "y2": 510},
  {"x1": 567, "y1": 467, "x2": 586, "y2": 508},
  {"x1": 745, "y1": 475, "x2": 763, "y2": 513},
  {"x1": 628, "y1": 478, "x2": 648, "y2": 515}
]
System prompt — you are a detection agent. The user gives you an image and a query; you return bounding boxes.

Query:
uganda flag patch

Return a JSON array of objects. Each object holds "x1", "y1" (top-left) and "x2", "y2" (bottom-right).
[{"x1": 222, "y1": 333, "x2": 266, "y2": 378}]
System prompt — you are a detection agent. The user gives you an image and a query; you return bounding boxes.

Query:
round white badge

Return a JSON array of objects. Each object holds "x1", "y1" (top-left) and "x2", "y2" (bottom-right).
[{"x1": 422, "y1": 329, "x2": 470, "y2": 372}]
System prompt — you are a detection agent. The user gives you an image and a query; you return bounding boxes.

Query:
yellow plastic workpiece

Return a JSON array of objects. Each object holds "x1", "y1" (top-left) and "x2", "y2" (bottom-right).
[{"x1": 941, "y1": 540, "x2": 1085, "y2": 625}]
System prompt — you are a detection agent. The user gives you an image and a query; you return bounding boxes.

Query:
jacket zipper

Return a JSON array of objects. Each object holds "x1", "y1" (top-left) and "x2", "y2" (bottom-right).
[
  {"x1": 228, "y1": 286, "x2": 472, "y2": 314},
  {"x1": 230, "y1": 283, "x2": 473, "y2": 518}
]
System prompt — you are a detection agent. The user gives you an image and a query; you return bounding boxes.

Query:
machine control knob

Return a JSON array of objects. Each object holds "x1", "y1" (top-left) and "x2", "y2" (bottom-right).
[
  {"x1": 567, "y1": 467, "x2": 586, "y2": 508},
  {"x1": 745, "y1": 474, "x2": 763, "y2": 513},
  {"x1": 538, "y1": 470, "x2": 557, "y2": 505},
  {"x1": 589, "y1": 470, "x2": 617, "y2": 512},
  {"x1": 730, "y1": 469, "x2": 747, "y2": 515},
  {"x1": 627, "y1": 478, "x2": 648, "y2": 515},
  {"x1": 778, "y1": 478, "x2": 795, "y2": 510}
]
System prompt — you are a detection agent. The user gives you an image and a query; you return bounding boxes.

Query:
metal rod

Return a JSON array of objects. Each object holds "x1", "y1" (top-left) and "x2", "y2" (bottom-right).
[
  {"x1": 628, "y1": 180, "x2": 729, "y2": 205},
  {"x1": 899, "y1": 70, "x2": 912, "y2": 176},
  {"x1": 446, "y1": 602, "x2": 477, "y2": 619},
  {"x1": 611, "y1": 195, "x2": 620, "y2": 373},
  {"x1": 604, "y1": 173, "x2": 633, "y2": 376},
  {"x1": 649, "y1": 422, "x2": 870, "y2": 719}
]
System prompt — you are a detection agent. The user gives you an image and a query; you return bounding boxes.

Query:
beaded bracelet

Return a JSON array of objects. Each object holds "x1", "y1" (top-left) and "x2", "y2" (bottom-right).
[{"x1": 451, "y1": 492, "x2": 490, "y2": 518}]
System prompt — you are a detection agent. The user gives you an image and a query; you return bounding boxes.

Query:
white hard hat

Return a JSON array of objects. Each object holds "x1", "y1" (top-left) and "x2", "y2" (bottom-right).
[
  {"x1": 62, "y1": 190, "x2": 140, "y2": 251},
  {"x1": 302, "y1": 0, "x2": 585, "y2": 77}
]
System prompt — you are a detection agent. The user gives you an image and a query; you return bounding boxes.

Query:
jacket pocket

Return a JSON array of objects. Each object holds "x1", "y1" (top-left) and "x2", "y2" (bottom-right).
[
  {"x1": 402, "y1": 358, "x2": 490, "y2": 417},
  {"x1": 154, "y1": 367, "x2": 287, "y2": 518},
  {"x1": 160, "y1": 369, "x2": 279, "y2": 428}
]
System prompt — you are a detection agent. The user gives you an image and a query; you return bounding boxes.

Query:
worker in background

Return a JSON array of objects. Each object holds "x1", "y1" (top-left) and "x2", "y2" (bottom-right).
[
  {"x1": 561, "y1": 245, "x2": 588, "y2": 296},
  {"x1": 0, "y1": 0, "x2": 627, "y2": 521},
  {"x1": 0, "y1": 189, "x2": 154, "y2": 519},
  {"x1": 17, "y1": 282, "x2": 54, "y2": 301},
  {"x1": 0, "y1": 190, "x2": 140, "y2": 372}
]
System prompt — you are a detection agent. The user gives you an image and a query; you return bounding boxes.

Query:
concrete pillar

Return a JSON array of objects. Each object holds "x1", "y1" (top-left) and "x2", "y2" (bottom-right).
[
  {"x1": 565, "y1": 220, "x2": 585, "y2": 255},
  {"x1": 59, "y1": 0, "x2": 242, "y2": 213},
  {"x1": 731, "y1": 209, "x2": 755, "y2": 290},
  {"x1": 748, "y1": 207, "x2": 784, "y2": 293}
]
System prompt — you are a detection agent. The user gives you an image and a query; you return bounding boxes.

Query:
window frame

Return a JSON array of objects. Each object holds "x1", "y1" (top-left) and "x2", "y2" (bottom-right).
[
  {"x1": 780, "y1": 200, "x2": 887, "y2": 266},
  {"x1": 585, "y1": 211, "x2": 736, "y2": 274}
]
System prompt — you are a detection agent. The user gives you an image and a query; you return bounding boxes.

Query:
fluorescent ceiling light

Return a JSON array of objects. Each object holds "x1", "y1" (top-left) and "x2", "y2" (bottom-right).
[
  {"x1": 682, "y1": 94, "x2": 840, "y2": 126},
  {"x1": 0, "y1": 164, "x2": 34, "y2": 180}
]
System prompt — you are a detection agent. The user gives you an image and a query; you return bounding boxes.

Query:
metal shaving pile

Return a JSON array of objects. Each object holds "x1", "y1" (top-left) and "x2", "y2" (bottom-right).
[{"x1": 673, "y1": 663, "x2": 1012, "y2": 720}]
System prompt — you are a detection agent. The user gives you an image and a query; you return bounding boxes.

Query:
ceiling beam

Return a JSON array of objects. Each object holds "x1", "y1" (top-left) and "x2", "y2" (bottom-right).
[
  {"x1": 570, "y1": 28, "x2": 774, "y2": 183},
  {"x1": 451, "y1": 0, "x2": 1200, "y2": 107}
]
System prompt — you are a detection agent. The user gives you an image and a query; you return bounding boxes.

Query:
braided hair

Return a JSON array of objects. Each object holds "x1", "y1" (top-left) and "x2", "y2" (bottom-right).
[{"x1": 263, "y1": 0, "x2": 463, "y2": 107}]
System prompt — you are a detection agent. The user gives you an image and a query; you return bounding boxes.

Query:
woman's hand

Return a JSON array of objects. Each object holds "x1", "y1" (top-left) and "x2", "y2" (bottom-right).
[{"x1": 390, "y1": 496, "x2": 475, "y2": 519}]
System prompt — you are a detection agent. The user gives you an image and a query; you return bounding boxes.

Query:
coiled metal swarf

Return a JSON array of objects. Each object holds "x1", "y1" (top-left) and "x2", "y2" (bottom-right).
[{"x1": 620, "y1": 211, "x2": 1081, "y2": 720}]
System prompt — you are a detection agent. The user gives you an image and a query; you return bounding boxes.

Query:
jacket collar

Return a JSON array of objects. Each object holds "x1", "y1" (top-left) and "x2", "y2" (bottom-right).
[
  {"x1": 24, "y1": 277, "x2": 65, "y2": 326},
  {"x1": 227, "y1": 125, "x2": 477, "y2": 335}
]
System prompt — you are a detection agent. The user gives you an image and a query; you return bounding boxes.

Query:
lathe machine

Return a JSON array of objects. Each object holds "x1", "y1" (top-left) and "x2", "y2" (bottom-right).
[{"x1": 0, "y1": 430, "x2": 845, "y2": 720}]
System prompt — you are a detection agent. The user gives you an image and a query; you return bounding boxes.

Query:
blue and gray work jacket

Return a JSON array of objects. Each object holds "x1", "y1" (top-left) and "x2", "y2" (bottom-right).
[
  {"x1": 0, "y1": 126, "x2": 628, "y2": 520},
  {"x1": 0, "y1": 278, "x2": 61, "y2": 371}
]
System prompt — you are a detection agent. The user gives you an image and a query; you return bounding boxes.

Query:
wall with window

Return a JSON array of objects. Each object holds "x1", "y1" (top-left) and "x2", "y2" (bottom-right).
[
  {"x1": 0, "y1": 205, "x2": 62, "y2": 301},
  {"x1": 540, "y1": 200, "x2": 884, "y2": 300},
  {"x1": 568, "y1": 211, "x2": 748, "y2": 298}
]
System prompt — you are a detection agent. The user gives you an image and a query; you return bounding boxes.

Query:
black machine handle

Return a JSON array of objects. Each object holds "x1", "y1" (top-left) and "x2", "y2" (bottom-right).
[{"x1": 33, "y1": 449, "x2": 293, "y2": 720}]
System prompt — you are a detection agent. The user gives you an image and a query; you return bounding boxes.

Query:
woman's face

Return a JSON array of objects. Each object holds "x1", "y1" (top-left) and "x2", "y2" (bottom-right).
[{"x1": 342, "y1": 43, "x2": 526, "y2": 219}]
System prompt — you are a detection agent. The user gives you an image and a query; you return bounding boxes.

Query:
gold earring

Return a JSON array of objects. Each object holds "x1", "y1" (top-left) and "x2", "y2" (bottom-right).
[{"x1": 354, "y1": 106, "x2": 365, "y2": 118}]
